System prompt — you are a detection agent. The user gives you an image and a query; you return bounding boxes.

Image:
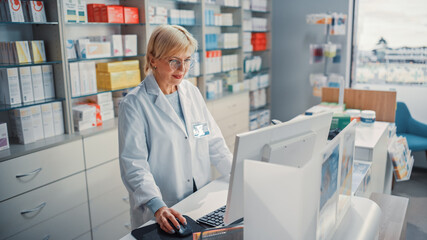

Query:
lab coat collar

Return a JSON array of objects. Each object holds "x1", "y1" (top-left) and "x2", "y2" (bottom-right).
[{"x1": 144, "y1": 74, "x2": 188, "y2": 136}]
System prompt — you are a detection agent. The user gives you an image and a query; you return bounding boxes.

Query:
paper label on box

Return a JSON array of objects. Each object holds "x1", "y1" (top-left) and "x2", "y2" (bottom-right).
[
  {"x1": 52, "y1": 102, "x2": 64, "y2": 135},
  {"x1": 30, "y1": 1, "x2": 47, "y2": 22},
  {"x1": 77, "y1": 0, "x2": 87, "y2": 23},
  {"x1": 0, "y1": 68, "x2": 22, "y2": 105},
  {"x1": 31, "y1": 66, "x2": 45, "y2": 101},
  {"x1": 123, "y1": 35, "x2": 137, "y2": 56},
  {"x1": 30, "y1": 40, "x2": 46, "y2": 63},
  {"x1": 16, "y1": 41, "x2": 31, "y2": 63},
  {"x1": 64, "y1": 0, "x2": 78, "y2": 22},
  {"x1": 19, "y1": 67, "x2": 35, "y2": 103},
  {"x1": 7, "y1": 0, "x2": 25, "y2": 22},
  {"x1": 29, "y1": 105, "x2": 44, "y2": 141},
  {"x1": 41, "y1": 103, "x2": 55, "y2": 138},
  {"x1": 42, "y1": 65, "x2": 55, "y2": 99}
]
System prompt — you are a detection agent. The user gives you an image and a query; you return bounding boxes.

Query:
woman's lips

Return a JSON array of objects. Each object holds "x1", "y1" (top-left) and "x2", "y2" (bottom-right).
[{"x1": 173, "y1": 74, "x2": 183, "y2": 79}]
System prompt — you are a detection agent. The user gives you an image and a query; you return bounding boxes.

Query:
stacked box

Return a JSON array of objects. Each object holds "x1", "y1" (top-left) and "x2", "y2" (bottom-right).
[
  {"x1": 31, "y1": 66, "x2": 45, "y2": 101},
  {"x1": 0, "y1": 122, "x2": 9, "y2": 151},
  {"x1": 0, "y1": 68, "x2": 22, "y2": 105},
  {"x1": 42, "y1": 65, "x2": 55, "y2": 99},
  {"x1": 72, "y1": 104, "x2": 97, "y2": 131},
  {"x1": 19, "y1": 67, "x2": 34, "y2": 103},
  {"x1": 9, "y1": 107, "x2": 35, "y2": 144},
  {"x1": 96, "y1": 60, "x2": 140, "y2": 90},
  {"x1": 41, "y1": 103, "x2": 55, "y2": 138},
  {"x1": 51, "y1": 102, "x2": 65, "y2": 136},
  {"x1": 29, "y1": 105, "x2": 44, "y2": 141},
  {"x1": 88, "y1": 92, "x2": 114, "y2": 122}
]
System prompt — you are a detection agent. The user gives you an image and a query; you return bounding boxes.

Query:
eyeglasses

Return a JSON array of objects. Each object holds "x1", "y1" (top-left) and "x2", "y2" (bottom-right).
[{"x1": 168, "y1": 58, "x2": 194, "y2": 71}]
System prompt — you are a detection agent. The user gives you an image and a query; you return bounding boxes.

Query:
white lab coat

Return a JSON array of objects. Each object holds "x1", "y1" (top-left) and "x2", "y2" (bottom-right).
[{"x1": 118, "y1": 74, "x2": 232, "y2": 229}]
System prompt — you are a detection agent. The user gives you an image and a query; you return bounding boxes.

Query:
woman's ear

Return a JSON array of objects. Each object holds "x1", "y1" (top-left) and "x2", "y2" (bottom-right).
[{"x1": 149, "y1": 54, "x2": 157, "y2": 68}]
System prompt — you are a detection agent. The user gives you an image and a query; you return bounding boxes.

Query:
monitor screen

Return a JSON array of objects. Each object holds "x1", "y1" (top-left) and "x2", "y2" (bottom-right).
[{"x1": 223, "y1": 112, "x2": 333, "y2": 224}]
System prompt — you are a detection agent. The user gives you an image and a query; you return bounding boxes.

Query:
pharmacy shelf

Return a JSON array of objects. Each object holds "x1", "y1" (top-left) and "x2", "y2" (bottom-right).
[
  {"x1": 65, "y1": 22, "x2": 145, "y2": 26},
  {"x1": 205, "y1": 25, "x2": 242, "y2": 28},
  {"x1": 150, "y1": 23, "x2": 200, "y2": 27},
  {"x1": 249, "y1": 85, "x2": 270, "y2": 92},
  {"x1": 71, "y1": 87, "x2": 135, "y2": 99},
  {"x1": 206, "y1": 47, "x2": 241, "y2": 51},
  {"x1": 68, "y1": 54, "x2": 145, "y2": 63},
  {"x1": 0, "y1": 61, "x2": 62, "y2": 68},
  {"x1": 244, "y1": 30, "x2": 269, "y2": 32},
  {"x1": 0, "y1": 134, "x2": 82, "y2": 162},
  {"x1": 245, "y1": 10, "x2": 270, "y2": 13},
  {"x1": 244, "y1": 49, "x2": 270, "y2": 53},
  {"x1": 244, "y1": 67, "x2": 270, "y2": 75},
  {"x1": 0, "y1": 98, "x2": 65, "y2": 113},
  {"x1": 175, "y1": 0, "x2": 201, "y2": 5},
  {"x1": 250, "y1": 103, "x2": 270, "y2": 112},
  {"x1": 0, "y1": 21, "x2": 59, "y2": 25},
  {"x1": 204, "y1": 67, "x2": 242, "y2": 76},
  {"x1": 206, "y1": 90, "x2": 248, "y2": 102}
]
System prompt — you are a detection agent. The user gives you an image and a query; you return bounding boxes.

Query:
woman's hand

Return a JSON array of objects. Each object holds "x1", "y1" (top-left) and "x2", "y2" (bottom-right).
[{"x1": 154, "y1": 206, "x2": 187, "y2": 234}]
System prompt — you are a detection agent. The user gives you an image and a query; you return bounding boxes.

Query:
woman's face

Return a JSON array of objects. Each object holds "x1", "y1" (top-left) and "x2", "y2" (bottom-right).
[{"x1": 151, "y1": 51, "x2": 192, "y2": 87}]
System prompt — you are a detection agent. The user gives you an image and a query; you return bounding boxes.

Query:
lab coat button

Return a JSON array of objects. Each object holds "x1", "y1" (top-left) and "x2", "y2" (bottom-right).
[
  {"x1": 187, "y1": 179, "x2": 190, "y2": 182},
  {"x1": 185, "y1": 136, "x2": 188, "y2": 139}
]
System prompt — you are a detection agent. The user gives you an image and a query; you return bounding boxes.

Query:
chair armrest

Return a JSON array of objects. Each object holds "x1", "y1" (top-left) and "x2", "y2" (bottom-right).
[{"x1": 407, "y1": 117, "x2": 427, "y2": 138}]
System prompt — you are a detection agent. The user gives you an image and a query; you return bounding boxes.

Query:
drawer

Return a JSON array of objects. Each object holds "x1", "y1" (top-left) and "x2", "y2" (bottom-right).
[
  {"x1": 210, "y1": 93, "x2": 249, "y2": 122},
  {"x1": 7, "y1": 203, "x2": 90, "y2": 240},
  {"x1": 0, "y1": 172, "x2": 88, "y2": 239},
  {"x1": 92, "y1": 210, "x2": 131, "y2": 240},
  {"x1": 83, "y1": 128, "x2": 119, "y2": 168},
  {"x1": 217, "y1": 113, "x2": 249, "y2": 139},
  {"x1": 89, "y1": 185, "x2": 129, "y2": 228},
  {"x1": 87, "y1": 159, "x2": 122, "y2": 200},
  {"x1": 0, "y1": 139, "x2": 84, "y2": 202}
]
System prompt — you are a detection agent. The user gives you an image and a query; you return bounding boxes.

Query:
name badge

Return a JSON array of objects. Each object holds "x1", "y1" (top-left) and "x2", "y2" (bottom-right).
[{"x1": 192, "y1": 122, "x2": 210, "y2": 138}]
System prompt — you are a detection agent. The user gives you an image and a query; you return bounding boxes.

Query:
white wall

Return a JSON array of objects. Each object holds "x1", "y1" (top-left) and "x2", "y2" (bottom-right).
[
  {"x1": 354, "y1": 84, "x2": 427, "y2": 124},
  {"x1": 271, "y1": 0, "x2": 351, "y2": 121}
]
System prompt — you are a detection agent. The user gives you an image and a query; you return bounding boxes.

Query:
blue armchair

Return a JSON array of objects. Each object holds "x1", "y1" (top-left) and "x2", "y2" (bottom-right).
[{"x1": 395, "y1": 102, "x2": 427, "y2": 156}]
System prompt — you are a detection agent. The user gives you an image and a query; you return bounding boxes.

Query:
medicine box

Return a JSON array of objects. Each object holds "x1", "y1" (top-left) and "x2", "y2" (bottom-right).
[
  {"x1": 10, "y1": 107, "x2": 35, "y2": 144},
  {"x1": 19, "y1": 67, "x2": 35, "y2": 103},
  {"x1": 78, "y1": 62, "x2": 89, "y2": 95},
  {"x1": 77, "y1": 0, "x2": 87, "y2": 23},
  {"x1": 124, "y1": 7, "x2": 139, "y2": 24},
  {"x1": 29, "y1": 105, "x2": 44, "y2": 141},
  {"x1": 16, "y1": 41, "x2": 32, "y2": 63},
  {"x1": 85, "y1": 42, "x2": 111, "y2": 59},
  {"x1": 0, "y1": 122, "x2": 9, "y2": 151},
  {"x1": 87, "y1": 3, "x2": 105, "y2": 22},
  {"x1": 63, "y1": 0, "x2": 78, "y2": 23},
  {"x1": 102, "y1": 5, "x2": 124, "y2": 23},
  {"x1": 41, "y1": 103, "x2": 55, "y2": 138},
  {"x1": 108, "y1": 35, "x2": 124, "y2": 56},
  {"x1": 0, "y1": 68, "x2": 22, "y2": 105},
  {"x1": 6, "y1": 0, "x2": 25, "y2": 22},
  {"x1": 29, "y1": 1, "x2": 47, "y2": 22},
  {"x1": 31, "y1": 66, "x2": 45, "y2": 101},
  {"x1": 88, "y1": 91, "x2": 112, "y2": 104},
  {"x1": 123, "y1": 35, "x2": 137, "y2": 56},
  {"x1": 30, "y1": 40, "x2": 47, "y2": 63},
  {"x1": 51, "y1": 102, "x2": 65, "y2": 136},
  {"x1": 73, "y1": 104, "x2": 96, "y2": 122},
  {"x1": 42, "y1": 65, "x2": 55, "y2": 99},
  {"x1": 101, "y1": 109, "x2": 114, "y2": 121},
  {"x1": 69, "y1": 62, "x2": 81, "y2": 97}
]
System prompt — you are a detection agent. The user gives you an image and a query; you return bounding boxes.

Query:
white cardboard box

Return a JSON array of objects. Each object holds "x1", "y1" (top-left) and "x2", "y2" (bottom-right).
[
  {"x1": 29, "y1": 0, "x2": 47, "y2": 22},
  {"x1": 10, "y1": 107, "x2": 35, "y2": 144},
  {"x1": 40, "y1": 103, "x2": 55, "y2": 138},
  {"x1": 0, "y1": 68, "x2": 22, "y2": 105},
  {"x1": 63, "y1": 0, "x2": 78, "y2": 23},
  {"x1": 86, "y1": 61, "x2": 97, "y2": 94},
  {"x1": 69, "y1": 62, "x2": 81, "y2": 97},
  {"x1": 72, "y1": 104, "x2": 96, "y2": 121},
  {"x1": 6, "y1": 0, "x2": 25, "y2": 22},
  {"x1": 78, "y1": 62, "x2": 89, "y2": 95},
  {"x1": 0, "y1": 122, "x2": 9, "y2": 151},
  {"x1": 29, "y1": 105, "x2": 44, "y2": 141},
  {"x1": 88, "y1": 91, "x2": 112, "y2": 104},
  {"x1": 99, "y1": 101, "x2": 114, "y2": 113},
  {"x1": 101, "y1": 109, "x2": 114, "y2": 121},
  {"x1": 19, "y1": 67, "x2": 35, "y2": 103},
  {"x1": 31, "y1": 66, "x2": 45, "y2": 101},
  {"x1": 77, "y1": 0, "x2": 87, "y2": 23},
  {"x1": 109, "y1": 35, "x2": 123, "y2": 56},
  {"x1": 42, "y1": 65, "x2": 55, "y2": 99},
  {"x1": 123, "y1": 35, "x2": 137, "y2": 56},
  {"x1": 51, "y1": 102, "x2": 64, "y2": 136}
]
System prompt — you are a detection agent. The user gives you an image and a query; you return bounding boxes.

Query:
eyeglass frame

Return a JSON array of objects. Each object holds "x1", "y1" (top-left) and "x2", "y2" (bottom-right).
[{"x1": 165, "y1": 57, "x2": 195, "y2": 71}]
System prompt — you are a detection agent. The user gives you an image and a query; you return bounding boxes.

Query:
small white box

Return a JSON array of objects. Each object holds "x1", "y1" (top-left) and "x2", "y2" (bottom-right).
[
  {"x1": 19, "y1": 67, "x2": 35, "y2": 103},
  {"x1": 6, "y1": 0, "x2": 25, "y2": 22},
  {"x1": 73, "y1": 104, "x2": 96, "y2": 121},
  {"x1": 88, "y1": 92, "x2": 112, "y2": 104},
  {"x1": 10, "y1": 107, "x2": 35, "y2": 144},
  {"x1": 77, "y1": 0, "x2": 87, "y2": 23},
  {"x1": 74, "y1": 119, "x2": 94, "y2": 131},
  {"x1": 101, "y1": 109, "x2": 114, "y2": 121},
  {"x1": 63, "y1": 0, "x2": 78, "y2": 23},
  {"x1": 155, "y1": 6, "x2": 168, "y2": 16},
  {"x1": 30, "y1": 66, "x2": 45, "y2": 101},
  {"x1": 99, "y1": 101, "x2": 114, "y2": 113},
  {"x1": 29, "y1": 0, "x2": 47, "y2": 22},
  {"x1": 0, "y1": 122, "x2": 10, "y2": 151},
  {"x1": 148, "y1": 6, "x2": 155, "y2": 16},
  {"x1": 109, "y1": 35, "x2": 123, "y2": 56},
  {"x1": 78, "y1": 62, "x2": 89, "y2": 95},
  {"x1": 40, "y1": 103, "x2": 55, "y2": 138},
  {"x1": 123, "y1": 35, "x2": 137, "y2": 56},
  {"x1": 0, "y1": 68, "x2": 22, "y2": 105},
  {"x1": 42, "y1": 65, "x2": 55, "y2": 99},
  {"x1": 51, "y1": 102, "x2": 64, "y2": 136},
  {"x1": 69, "y1": 63, "x2": 81, "y2": 97},
  {"x1": 86, "y1": 61, "x2": 97, "y2": 94},
  {"x1": 29, "y1": 105, "x2": 44, "y2": 141}
]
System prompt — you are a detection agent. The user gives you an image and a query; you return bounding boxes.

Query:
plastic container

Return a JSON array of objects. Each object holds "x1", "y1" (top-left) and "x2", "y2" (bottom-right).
[
  {"x1": 360, "y1": 110, "x2": 376, "y2": 127},
  {"x1": 345, "y1": 109, "x2": 361, "y2": 122}
]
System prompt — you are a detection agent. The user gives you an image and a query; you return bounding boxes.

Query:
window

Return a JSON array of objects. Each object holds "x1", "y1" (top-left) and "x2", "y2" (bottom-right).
[{"x1": 352, "y1": 0, "x2": 427, "y2": 85}]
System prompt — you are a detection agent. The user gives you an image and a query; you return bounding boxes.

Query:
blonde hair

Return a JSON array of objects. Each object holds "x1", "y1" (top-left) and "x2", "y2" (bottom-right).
[{"x1": 145, "y1": 25, "x2": 198, "y2": 74}]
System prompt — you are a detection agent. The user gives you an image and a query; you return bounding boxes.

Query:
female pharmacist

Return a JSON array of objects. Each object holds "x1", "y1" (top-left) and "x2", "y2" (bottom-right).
[{"x1": 118, "y1": 25, "x2": 232, "y2": 234}]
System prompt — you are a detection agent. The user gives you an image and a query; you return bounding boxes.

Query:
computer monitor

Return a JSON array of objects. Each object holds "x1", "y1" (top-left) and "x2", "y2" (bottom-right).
[{"x1": 223, "y1": 112, "x2": 333, "y2": 225}]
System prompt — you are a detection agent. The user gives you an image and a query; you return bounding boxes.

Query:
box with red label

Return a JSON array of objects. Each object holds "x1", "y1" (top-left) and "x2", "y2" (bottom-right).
[
  {"x1": 124, "y1": 7, "x2": 139, "y2": 24},
  {"x1": 87, "y1": 4, "x2": 105, "y2": 22},
  {"x1": 101, "y1": 5, "x2": 124, "y2": 23},
  {"x1": 82, "y1": 103, "x2": 102, "y2": 126}
]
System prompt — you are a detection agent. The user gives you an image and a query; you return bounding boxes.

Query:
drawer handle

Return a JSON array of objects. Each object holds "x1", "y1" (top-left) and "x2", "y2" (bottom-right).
[
  {"x1": 20, "y1": 202, "x2": 47, "y2": 215},
  {"x1": 16, "y1": 168, "x2": 42, "y2": 178},
  {"x1": 122, "y1": 196, "x2": 129, "y2": 203},
  {"x1": 43, "y1": 235, "x2": 50, "y2": 240},
  {"x1": 124, "y1": 223, "x2": 131, "y2": 230}
]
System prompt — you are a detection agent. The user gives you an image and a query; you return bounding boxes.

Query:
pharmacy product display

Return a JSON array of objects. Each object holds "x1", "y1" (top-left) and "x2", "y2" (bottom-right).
[{"x1": 307, "y1": 13, "x2": 347, "y2": 97}]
